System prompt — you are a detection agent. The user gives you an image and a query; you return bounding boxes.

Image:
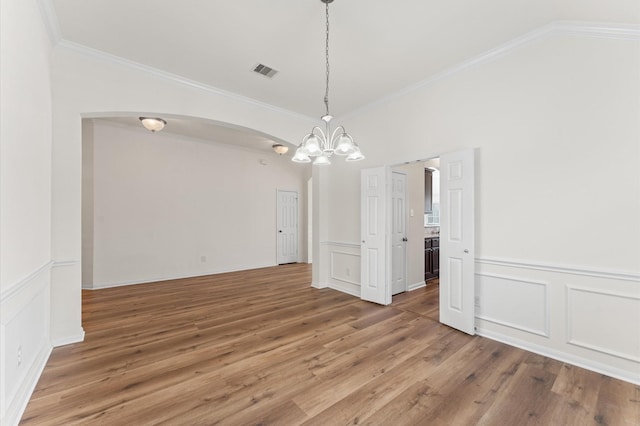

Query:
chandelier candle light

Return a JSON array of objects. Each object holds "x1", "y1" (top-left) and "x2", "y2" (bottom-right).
[{"x1": 292, "y1": 0, "x2": 364, "y2": 165}]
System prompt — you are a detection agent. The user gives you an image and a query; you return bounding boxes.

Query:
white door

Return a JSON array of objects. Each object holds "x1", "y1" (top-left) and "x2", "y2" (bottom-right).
[
  {"x1": 391, "y1": 171, "x2": 407, "y2": 295},
  {"x1": 277, "y1": 190, "x2": 298, "y2": 264},
  {"x1": 439, "y1": 149, "x2": 475, "y2": 335},
  {"x1": 360, "y1": 167, "x2": 391, "y2": 305}
]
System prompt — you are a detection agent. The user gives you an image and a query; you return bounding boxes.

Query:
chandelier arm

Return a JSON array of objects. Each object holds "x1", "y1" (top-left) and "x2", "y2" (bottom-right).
[
  {"x1": 310, "y1": 126, "x2": 328, "y2": 143},
  {"x1": 328, "y1": 125, "x2": 347, "y2": 151},
  {"x1": 330, "y1": 125, "x2": 346, "y2": 143}
]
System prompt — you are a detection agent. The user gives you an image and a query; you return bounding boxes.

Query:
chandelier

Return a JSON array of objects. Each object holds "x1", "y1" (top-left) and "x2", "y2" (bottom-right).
[{"x1": 292, "y1": 0, "x2": 364, "y2": 165}]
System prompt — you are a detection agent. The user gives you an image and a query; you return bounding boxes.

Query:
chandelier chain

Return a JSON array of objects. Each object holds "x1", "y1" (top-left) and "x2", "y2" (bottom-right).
[
  {"x1": 290, "y1": 0, "x2": 364, "y2": 164},
  {"x1": 324, "y1": 1, "x2": 330, "y2": 117}
]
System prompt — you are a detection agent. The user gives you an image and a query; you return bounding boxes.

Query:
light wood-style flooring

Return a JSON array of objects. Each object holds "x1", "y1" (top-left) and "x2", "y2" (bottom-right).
[{"x1": 21, "y1": 264, "x2": 640, "y2": 425}]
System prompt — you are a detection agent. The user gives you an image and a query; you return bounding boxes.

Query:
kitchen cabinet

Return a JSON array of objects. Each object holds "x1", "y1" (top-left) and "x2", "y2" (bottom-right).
[{"x1": 425, "y1": 237, "x2": 439, "y2": 281}]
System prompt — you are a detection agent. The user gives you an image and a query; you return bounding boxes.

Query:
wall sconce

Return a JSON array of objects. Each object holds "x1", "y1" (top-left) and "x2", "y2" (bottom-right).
[{"x1": 139, "y1": 117, "x2": 167, "y2": 132}]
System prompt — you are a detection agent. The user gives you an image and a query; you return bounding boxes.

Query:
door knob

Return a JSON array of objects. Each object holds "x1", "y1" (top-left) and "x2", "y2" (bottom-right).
[
  {"x1": 464, "y1": 249, "x2": 469, "y2": 253},
  {"x1": 278, "y1": 230, "x2": 283, "y2": 233}
]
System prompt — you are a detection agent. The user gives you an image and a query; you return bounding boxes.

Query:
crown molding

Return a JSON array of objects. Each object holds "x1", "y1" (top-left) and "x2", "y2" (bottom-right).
[
  {"x1": 341, "y1": 21, "x2": 640, "y2": 121},
  {"x1": 35, "y1": 0, "x2": 62, "y2": 45},
  {"x1": 55, "y1": 39, "x2": 317, "y2": 125},
  {"x1": 555, "y1": 20, "x2": 640, "y2": 40}
]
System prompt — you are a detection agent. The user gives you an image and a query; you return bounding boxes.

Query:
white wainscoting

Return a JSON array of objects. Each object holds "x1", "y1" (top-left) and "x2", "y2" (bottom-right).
[
  {"x1": 0, "y1": 262, "x2": 53, "y2": 426},
  {"x1": 321, "y1": 242, "x2": 362, "y2": 297},
  {"x1": 566, "y1": 286, "x2": 640, "y2": 363},
  {"x1": 476, "y1": 272, "x2": 549, "y2": 337},
  {"x1": 475, "y1": 257, "x2": 640, "y2": 385}
]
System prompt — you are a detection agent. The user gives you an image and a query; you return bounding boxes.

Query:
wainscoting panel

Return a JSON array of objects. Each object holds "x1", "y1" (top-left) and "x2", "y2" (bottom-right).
[
  {"x1": 330, "y1": 251, "x2": 361, "y2": 286},
  {"x1": 475, "y1": 257, "x2": 640, "y2": 385},
  {"x1": 321, "y1": 242, "x2": 361, "y2": 297},
  {"x1": 0, "y1": 262, "x2": 53, "y2": 426},
  {"x1": 567, "y1": 286, "x2": 640, "y2": 363},
  {"x1": 476, "y1": 272, "x2": 549, "y2": 337}
]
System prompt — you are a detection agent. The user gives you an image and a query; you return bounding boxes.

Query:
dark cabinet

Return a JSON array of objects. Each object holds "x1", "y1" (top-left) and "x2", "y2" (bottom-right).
[
  {"x1": 424, "y1": 237, "x2": 439, "y2": 281},
  {"x1": 433, "y1": 247, "x2": 440, "y2": 277},
  {"x1": 425, "y1": 243, "x2": 432, "y2": 279}
]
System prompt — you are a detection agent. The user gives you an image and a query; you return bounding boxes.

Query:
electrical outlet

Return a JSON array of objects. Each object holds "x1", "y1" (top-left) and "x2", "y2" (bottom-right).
[
  {"x1": 345, "y1": 268, "x2": 350, "y2": 277},
  {"x1": 474, "y1": 296, "x2": 480, "y2": 307},
  {"x1": 17, "y1": 345, "x2": 22, "y2": 367},
  {"x1": 200, "y1": 255, "x2": 207, "y2": 263}
]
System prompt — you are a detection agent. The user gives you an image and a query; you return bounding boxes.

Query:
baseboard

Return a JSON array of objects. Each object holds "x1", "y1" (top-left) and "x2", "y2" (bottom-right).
[
  {"x1": 329, "y1": 282, "x2": 360, "y2": 298},
  {"x1": 476, "y1": 327, "x2": 640, "y2": 386},
  {"x1": 2, "y1": 342, "x2": 52, "y2": 426},
  {"x1": 51, "y1": 329, "x2": 85, "y2": 347},
  {"x1": 408, "y1": 281, "x2": 426, "y2": 291},
  {"x1": 86, "y1": 263, "x2": 275, "y2": 289},
  {"x1": 311, "y1": 281, "x2": 327, "y2": 289}
]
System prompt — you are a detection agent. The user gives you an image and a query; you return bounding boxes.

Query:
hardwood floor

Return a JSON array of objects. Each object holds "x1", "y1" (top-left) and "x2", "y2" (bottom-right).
[{"x1": 21, "y1": 264, "x2": 639, "y2": 425}]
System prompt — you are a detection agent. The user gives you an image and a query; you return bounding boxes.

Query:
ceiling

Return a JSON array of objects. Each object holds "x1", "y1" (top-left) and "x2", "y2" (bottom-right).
[{"x1": 52, "y1": 0, "x2": 639, "y2": 151}]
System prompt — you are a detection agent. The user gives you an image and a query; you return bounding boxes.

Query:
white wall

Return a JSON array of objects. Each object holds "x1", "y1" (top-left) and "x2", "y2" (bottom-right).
[
  {"x1": 0, "y1": 0, "x2": 54, "y2": 424},
  {"x1": 81, "y1": 121, "x2": 95, "y2": 287},
  {"x1": 84, "y1": 120, "x2": 309, "y2": 288},
  {"x1": 320, "y1": 30, "x2": 640, "y2": 383}
]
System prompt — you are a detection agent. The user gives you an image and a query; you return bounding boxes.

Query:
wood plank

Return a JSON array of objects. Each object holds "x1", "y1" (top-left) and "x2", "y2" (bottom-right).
[
  {"x1": 593, "y1": 375, "x2": 640, "y2": 426},
  {"x1": 475, "y1": 363, "x2": 562, "y2": 425},
  {"x1": 301, "y1": 326, "x2": 466, "y2": 426}
]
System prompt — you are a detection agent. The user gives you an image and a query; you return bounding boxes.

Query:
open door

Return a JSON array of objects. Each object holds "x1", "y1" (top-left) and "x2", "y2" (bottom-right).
[
  {"x1": 439, "y1": 149, "x2": 475, "y2": 334},
  {"x1": 360, "y1": 167, "x2": 392, "y2": 305}
]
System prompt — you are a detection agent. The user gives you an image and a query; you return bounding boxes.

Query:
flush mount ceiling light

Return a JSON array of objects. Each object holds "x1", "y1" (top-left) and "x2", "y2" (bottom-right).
[
  {"x1": 272, "y1": 144, "x2": 289, "y2": 155},
  {"x1": 139, "y1": 117, "x2": 167, "y2": 132},
  {"x1": 292, "y1": 0, "x2": 364, "y2": 165}
]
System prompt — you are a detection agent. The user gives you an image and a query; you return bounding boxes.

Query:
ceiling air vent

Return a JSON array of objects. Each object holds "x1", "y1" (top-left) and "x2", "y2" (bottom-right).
[{"x1": 253, "y1": 63, "x2": 278, "y2": 78}]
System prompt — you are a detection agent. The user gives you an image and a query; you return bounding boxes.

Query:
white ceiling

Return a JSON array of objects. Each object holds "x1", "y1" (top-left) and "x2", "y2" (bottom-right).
[{"x1": 52, "y1": 0, "x2": 639, "y2": 150}]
